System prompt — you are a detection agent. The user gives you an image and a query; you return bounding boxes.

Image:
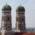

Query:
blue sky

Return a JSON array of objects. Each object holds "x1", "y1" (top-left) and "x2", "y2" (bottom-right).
[{"x1": 0, "y1": 0, "x2": 35, "y2": 29}]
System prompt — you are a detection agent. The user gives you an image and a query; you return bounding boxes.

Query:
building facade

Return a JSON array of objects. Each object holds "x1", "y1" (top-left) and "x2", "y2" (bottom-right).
[{"x1": 16, "y1": 6, "x2": 25, "y2": 32}]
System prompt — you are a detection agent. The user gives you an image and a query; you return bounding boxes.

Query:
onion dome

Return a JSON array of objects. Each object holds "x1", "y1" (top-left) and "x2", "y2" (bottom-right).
[
  {"x1": 2, "y1": 4, "x2": 11, "y2": 11},
  {"x1": 16, "y1": 6, "x2": 25, "y2": 12}
]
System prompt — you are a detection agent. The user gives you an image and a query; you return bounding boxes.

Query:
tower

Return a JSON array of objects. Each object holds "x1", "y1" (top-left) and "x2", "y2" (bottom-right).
[
  {"x1": 16, "y1": 6, "x2": 25, "y2": 32},
  {"x1": 1, "y1": 4, "x2": 12, "y2": 31}
]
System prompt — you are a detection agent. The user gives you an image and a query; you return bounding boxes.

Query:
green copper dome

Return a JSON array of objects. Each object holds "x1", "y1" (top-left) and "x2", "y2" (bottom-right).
[
  {"x1": 2, "y1": 4, "x2": 11, "y2": 11},
  {"x1": 16, "y1": 6, "x2": 25, "y2": 12}
]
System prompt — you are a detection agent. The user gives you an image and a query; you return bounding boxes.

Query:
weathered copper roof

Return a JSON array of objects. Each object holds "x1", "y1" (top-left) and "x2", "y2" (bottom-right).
[
  {"x1": 16, "y1": 6, "x2": 25, "y2": 12},
  {"x1": 2, "y1": 4, "x2": 11, "y2": 11}
]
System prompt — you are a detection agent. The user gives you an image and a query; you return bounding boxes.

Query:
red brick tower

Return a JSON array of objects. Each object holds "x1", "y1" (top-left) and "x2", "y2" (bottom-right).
[
  {"x1": 1, "y1": 4, "x2": 12, "y2": 31},
  {"x1": 16, "y1": 6, "x2": 25, "y2": 32}
]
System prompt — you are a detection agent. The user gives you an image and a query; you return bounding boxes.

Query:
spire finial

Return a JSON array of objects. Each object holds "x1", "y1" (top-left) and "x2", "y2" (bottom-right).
[
  {"x1": 19, "y1": 0, "x2": 22, "y2": 6},
  {"x1": 6, "y1": 0, "x2": 8, "y2": 5}
]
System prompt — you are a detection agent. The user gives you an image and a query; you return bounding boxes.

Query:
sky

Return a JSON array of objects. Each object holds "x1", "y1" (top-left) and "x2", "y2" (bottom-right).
[{"x1": 0, "y1": 0, "x2": 35, "y2": 29}]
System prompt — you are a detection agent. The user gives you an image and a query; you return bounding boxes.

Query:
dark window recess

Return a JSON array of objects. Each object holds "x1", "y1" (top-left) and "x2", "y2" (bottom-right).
[
  {"x1": 22, "y1": 18, "x2": 25, "y2": 22},
  {"x1": 22, "y1": 18, "x2": 24, "y2": 21},
  {"x1": 6, "y1": 17, "x2": 9, "y2": 21}
]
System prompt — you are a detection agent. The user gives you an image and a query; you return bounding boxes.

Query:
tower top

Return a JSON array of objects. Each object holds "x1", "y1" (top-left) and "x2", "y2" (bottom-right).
[
  {"x1": 16, "y1": 6, "x2": 25, "y2": 12},
  {"x1": 2, "y1": 4, "x2": 11, "y2": 11}
]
